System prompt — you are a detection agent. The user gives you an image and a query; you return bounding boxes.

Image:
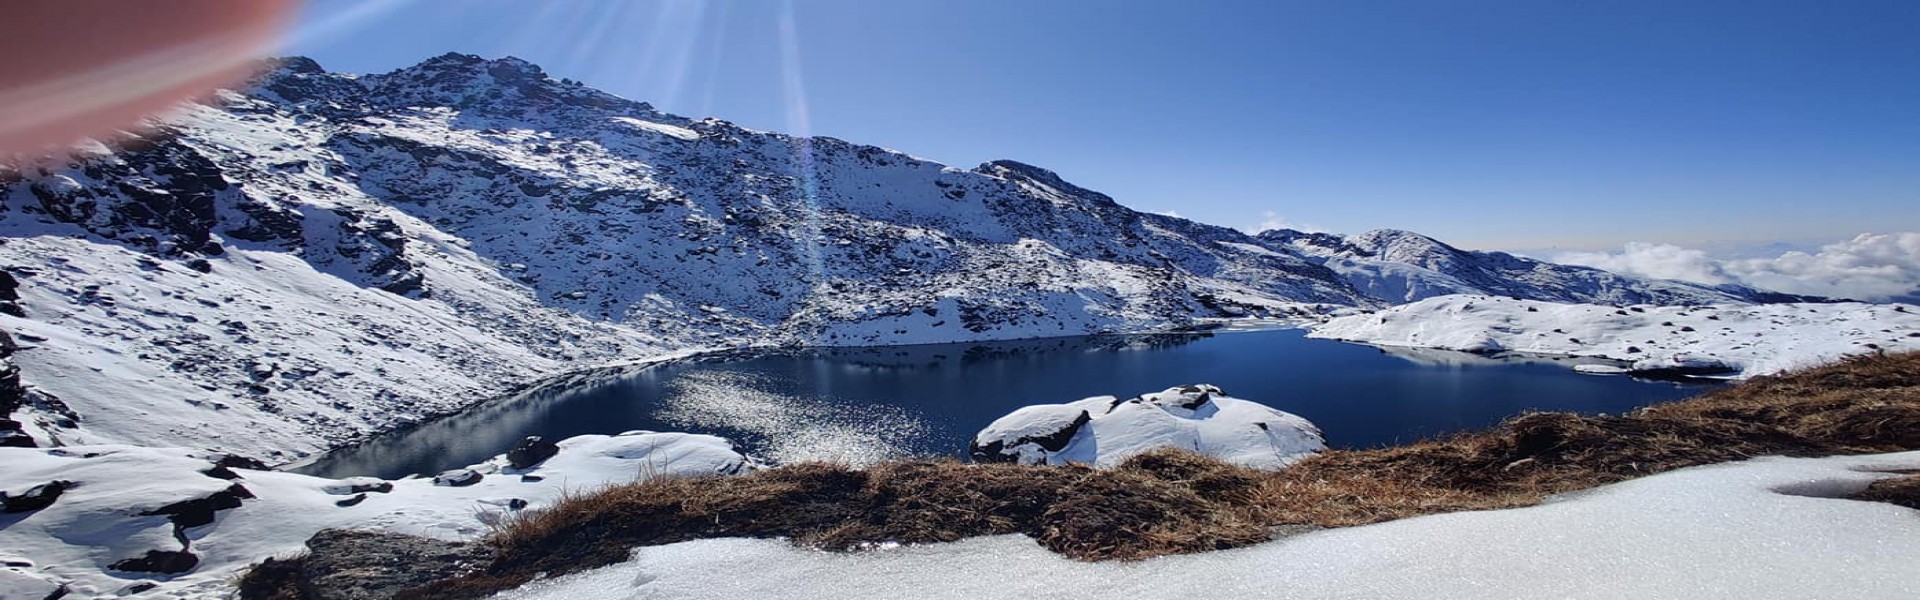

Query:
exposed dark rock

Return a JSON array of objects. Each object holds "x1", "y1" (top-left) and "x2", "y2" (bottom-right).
[
  {"x1": 141, "y1": 483, "x2": 254, "y2": 529},
  {"x1": 334, "y1": 493, "x2": 367, "y2": 507},
  {"x1": 345, "y1": 480, "x2": 393, "y2": 494},
  {"x1": 214, "y1": 454, "x2": 272, "y2": 471},
  {"x1": 299, "y1": 529, "x2": 490, "y2": 600},
  {"x1": 200, "y1": 465, "x2": 243, "y2": 480},
  {"x1": 2, "y1": 480, "x2": 72, "y2": 513},
  {"x1": 0, "y1": 430, "x2": 33, "y2": 448},
  {"x1": 117, "y1": 582, "x2": 158, "y2": 595},
  {"x1": 969, "y1": 409, "x2": 1091, "y2": 464},
  {"x1": 0, "y1": 331, "x2": 24, "y2": 419},
  {"x1": 433, "y1": 469, "x2": 483, "y2": 487},
  {"x1": 109, "y1": 550, "x2": 199, "y2": 574},
  {"x1": 1629, "y1": 364, "x2": 1741, "y2": 382},
  {"x1": 505, "y1": 436, "x2": 559, "y2": 469}
]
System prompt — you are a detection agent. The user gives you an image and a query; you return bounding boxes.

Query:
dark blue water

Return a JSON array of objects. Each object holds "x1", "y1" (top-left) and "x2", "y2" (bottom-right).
[{"x1": 297, "y1": 329, "x2": 1718, "y2": 479}]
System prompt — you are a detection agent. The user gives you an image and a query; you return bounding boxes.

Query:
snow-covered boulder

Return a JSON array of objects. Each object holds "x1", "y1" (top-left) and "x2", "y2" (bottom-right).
[
  {"x1": 1627, "y1": 353, "x2": 1741, "y2": 379},
  {"x1": 0, "y1": 431, "x2": 757, "y2": 598},
  {"x1": 970, "y1": 384, "x2": 1325, "y2": 470},
  {"x1": 507, "y1": 435, "x2": 561, "y2": 469},
  {"x1": 433, "y1": 468, "x2": 484, "y2": 487}
]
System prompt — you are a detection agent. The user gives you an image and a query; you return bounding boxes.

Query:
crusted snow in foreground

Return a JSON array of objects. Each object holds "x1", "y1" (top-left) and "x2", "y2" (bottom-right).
[
  {"x1": 498, "y1": 451, "x2": 1920, "y2": 600},
  {"x1": 1309, "y1": 295, "x2": 1920, "y2": 378},
  {"x1": 0, "y1": 432, "x2": 754, "y2": 598},
  {"x1": 970, "y1": 384, "x2": 1325, "y2": 469}
]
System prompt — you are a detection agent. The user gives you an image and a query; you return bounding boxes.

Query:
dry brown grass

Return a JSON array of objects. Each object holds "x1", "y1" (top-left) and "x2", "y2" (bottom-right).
[
  {"x1": 1262, "y1": 350, "x2": 1920, "y2": 526},
  {"x1": 1849, "y1": 475, "x2": 1920, "y2": 510},
  {"x1": 329, "y1": 351, "x2": 1920, "y2": 600},
  {"x1": 399, "y1": 452, "x2": 1277, "y2": 598}
]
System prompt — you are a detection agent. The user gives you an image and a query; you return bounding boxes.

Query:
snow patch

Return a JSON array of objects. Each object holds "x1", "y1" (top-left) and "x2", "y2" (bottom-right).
[{"x1": 608, "y1": 116, "x2": 700, "y2": 141}]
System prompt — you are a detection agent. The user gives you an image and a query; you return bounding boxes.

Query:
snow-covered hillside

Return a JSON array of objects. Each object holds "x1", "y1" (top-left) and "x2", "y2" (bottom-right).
[
  {"x1": 1263, "y1": 228, "x2": 1817, "y2": 305},
  {"x1": 0, "y1": 55, "x2": 1360, "y2": 458},
  {"x1": 0, "y1": 432, "x2": 755, "y2": 598},
  {"x1": 0, "y1": 53, "x2": 1826, "y2": 459},
  {"x1": 1310, "y1": 295, "x2": 1920, "y2": 378}
]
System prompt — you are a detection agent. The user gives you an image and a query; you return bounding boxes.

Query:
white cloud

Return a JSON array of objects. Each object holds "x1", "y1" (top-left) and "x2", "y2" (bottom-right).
[
  {"x1": 1555, "y1": 232, "x2": 1920, "y2": 302},
  {"x1": 1555, "y1": 242, "x2": 1736, "y2": 286},
  {"x1": 1245, "y1": 210, "x2": 1322, "y2": 235},
  {"x1": 1722, "y1": 232, "x2": 1920, "y2": 301}
]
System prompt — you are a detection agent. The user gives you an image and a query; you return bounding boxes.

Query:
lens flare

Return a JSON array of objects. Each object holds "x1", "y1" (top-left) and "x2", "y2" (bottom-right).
[{"x1": 777, "y1": 0, "x2": 829, "y2": 300}]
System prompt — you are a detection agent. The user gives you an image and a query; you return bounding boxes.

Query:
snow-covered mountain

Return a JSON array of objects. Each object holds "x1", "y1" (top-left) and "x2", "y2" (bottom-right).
[
  {"x1": 0, "y1": 53, "x2": 1811, "y2": 459},
  {"x1": 1261, "y1": 228, "x2": 1817, "y2": 305}
]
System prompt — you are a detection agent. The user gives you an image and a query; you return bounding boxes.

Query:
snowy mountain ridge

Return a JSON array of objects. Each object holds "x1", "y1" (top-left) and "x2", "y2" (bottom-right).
[
  {"x1": 1261, "y1": 227, "x2": 1819, "y2": 305},
  {"x1": 0, "y1": 53, "x2": 1811, "y2": 459}
]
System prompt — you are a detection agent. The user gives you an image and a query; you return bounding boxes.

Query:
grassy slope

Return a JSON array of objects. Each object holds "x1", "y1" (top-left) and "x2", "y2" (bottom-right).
[{"x1": 243, "y1": 351, "x2": 1920, "y2": 600}]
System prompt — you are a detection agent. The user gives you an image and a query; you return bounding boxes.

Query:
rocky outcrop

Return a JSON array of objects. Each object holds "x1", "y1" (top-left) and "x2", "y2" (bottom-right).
[
  {"x1": 141, "y1": 483, "x2": 254, "y2": 529},
  {"x1": 505, "y1": 436, "x2": 559, "y2": 469},
  {"x1": 109, "y1": 550, "x2": 199, "y2": 574},
  {"x1": 968, "y1": 405, "x2": 1091, "y2": 464},
  {"x1": 432, "y1": 469, "x2": 483, "y2": 487},
  {"x1": 0, "y1": 330, "x2": 29, "y2": 448},
  {"x1": 298, "y1": 529, "x2": 490, "y2": 600},
  {"x1": 1, "y1": 479, "x2": 70, "y2": 513}
]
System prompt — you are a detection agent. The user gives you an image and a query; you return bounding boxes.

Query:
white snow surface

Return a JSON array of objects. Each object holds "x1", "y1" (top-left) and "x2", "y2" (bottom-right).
[
  {"x1": 607, "y1": 117, "x2": 700, "y2": 141},
  {"x1": 0, "y1": 432, "x2": 754, "y2": 599},
  {"x1": 497, "y1": 451, "x2": 1920, "y2": 600},
  {"x1": 972, "y1": 384, "x2": 1326, "y2": 469},
  {"x1": 1309, "y1": 295, "x2": 1920, "y2": 378}
]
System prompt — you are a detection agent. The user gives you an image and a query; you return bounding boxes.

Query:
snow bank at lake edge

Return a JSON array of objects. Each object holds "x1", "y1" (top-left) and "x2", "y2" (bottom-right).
[{"x1": 1309, "y1": 295, "x2": 1920, "y2": 378}]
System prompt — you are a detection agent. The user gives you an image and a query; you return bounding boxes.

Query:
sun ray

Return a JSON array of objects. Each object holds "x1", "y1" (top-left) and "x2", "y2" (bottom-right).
[{"x1": 776, "y1": 0, "x2": 827, "y2": 300}]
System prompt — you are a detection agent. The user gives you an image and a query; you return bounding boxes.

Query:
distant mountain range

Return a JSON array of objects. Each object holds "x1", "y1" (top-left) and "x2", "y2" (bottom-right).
[
  {"x1": 0, "y1": 53, "x2": 1820, "y2": 458},
  {"x1": 1260, "y1": 228, "x2": 1820, "y2": 305}
]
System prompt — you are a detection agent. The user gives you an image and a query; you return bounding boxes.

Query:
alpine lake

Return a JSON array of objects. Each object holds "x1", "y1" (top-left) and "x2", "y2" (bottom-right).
[{"x1": 299, "y1": 326, "x2": 1720, "y2": 479}]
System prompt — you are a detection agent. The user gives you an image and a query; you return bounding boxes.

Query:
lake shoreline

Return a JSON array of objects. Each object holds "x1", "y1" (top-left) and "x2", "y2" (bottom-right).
[
  {"x1": 293, "y1": 327, "x2": 1709, "y2": 480},
  {"x1": 241, "y1": 351, "x2": 1920, "y2": 600}
]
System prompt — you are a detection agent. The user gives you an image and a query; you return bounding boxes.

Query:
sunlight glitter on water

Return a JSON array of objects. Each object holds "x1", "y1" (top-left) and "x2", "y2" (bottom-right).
[{"x1": 656, "y1": 370, "x2": 934, "y2": 467}]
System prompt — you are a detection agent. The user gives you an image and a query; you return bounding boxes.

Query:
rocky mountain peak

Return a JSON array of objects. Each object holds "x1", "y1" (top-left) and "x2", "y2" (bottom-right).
[
  {"x1": 974, "y1": 160, "x2": 1118, "y2": 206},
  {"x1": 1257, "y1": 229, "x2": 1367, "y2": 257},
  {"x1": 354, "y1": 53, "x2": 645, "y2": 117},
  {"x1": 268, "y1": 55, "x2": 327, "y2": 75}
]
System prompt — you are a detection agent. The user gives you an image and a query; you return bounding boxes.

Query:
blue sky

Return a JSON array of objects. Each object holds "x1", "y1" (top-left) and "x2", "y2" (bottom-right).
[{"x1": 288, "y1": 0, "x2": 1919, "y2": 252}]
